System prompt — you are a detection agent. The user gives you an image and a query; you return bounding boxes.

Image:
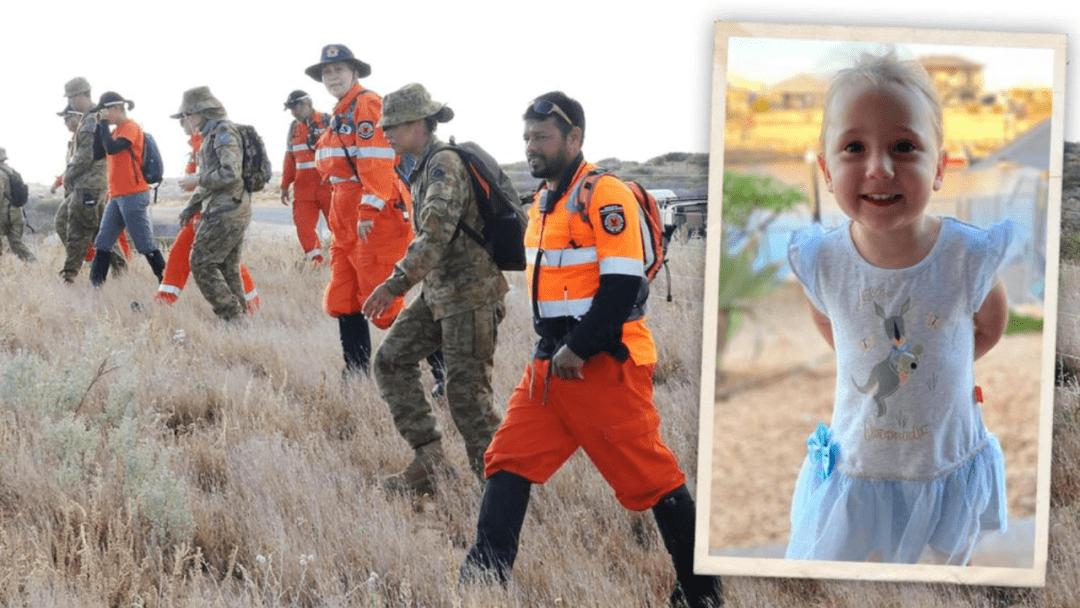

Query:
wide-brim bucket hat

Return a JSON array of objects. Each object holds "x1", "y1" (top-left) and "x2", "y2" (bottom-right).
[
  {"x1": 377, "y1": 83, "x2": 454, "y2": 128},
  {"x1": 171, "y1": 86, "x2": 225, "y2": 118},
  {"x1": 305, "y1": 44, "x2": 371, "y2": 82},
  {"x1": 64, "y1": 76, "x2": 91, "y2": 98},
  {"x1": 89, "y1": 91, "x2": 134, "y2": 113}
]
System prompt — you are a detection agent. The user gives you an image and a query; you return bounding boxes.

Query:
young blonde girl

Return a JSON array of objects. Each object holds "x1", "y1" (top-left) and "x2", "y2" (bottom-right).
[{"x1": 785, "y1": 51, "x2": 1011, "y2": 565}]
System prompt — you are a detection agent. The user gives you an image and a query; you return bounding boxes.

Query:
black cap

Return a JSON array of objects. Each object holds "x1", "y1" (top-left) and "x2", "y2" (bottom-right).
[
  {"x1": 89, "y1": 91, "x2": 134, "y2": 113},
  {"x1": 284, "y1": 90, "x2": 311, "y2": 110}
]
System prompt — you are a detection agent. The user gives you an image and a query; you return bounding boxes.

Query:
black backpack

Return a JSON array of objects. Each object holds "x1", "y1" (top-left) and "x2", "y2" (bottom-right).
[
  {"x1": 236, "y1": 124, "x2": 272, "y2": 193},
  {"x1": 436, "y1": 138, "x2": 526, "y2": 271},
  {"x1": 5, "y1": 167, "x2": 29, "y2": 208},
  {"x1": 128, "y1": 131, "x2": 164, "y2": 186}
]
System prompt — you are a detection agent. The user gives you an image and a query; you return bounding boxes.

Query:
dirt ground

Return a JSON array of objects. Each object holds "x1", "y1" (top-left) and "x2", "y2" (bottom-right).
[{"x1": 708, "y1": 280, "x2": 1043, "y2": 551}]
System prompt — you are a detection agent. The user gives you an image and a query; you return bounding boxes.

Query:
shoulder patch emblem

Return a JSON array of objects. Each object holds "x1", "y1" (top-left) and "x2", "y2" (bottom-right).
[
  {"x1": 217, "y1": 131, "x2": 231, "y2": 145},
  {"x1": 431, "y1": 165, "x2": 446, "y2": 180},
  {"x1": 599, "y1": 204, "x2": 626, "y2": 235},
  {"x1": 357, "y1": 121, "x2": 375, "y2": 139}
]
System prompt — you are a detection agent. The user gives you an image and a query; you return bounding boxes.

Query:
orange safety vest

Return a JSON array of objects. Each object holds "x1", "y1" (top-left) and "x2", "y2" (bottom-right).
[
  {"x1": 525, "y1": 161, "x2": 656, "y2": 365},
  {"x1": 314, "y1": 84, "x2": 403, "y2": 223},
  {"x1": 282, "y1": 112, "x2": 332, "y2": 197},
  {"x1": 106, "y1": 119, "x2": 149, "y2": 198}
]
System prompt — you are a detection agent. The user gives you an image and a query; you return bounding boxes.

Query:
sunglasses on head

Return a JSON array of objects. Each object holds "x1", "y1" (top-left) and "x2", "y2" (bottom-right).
[{"x1": 533, "y1": 99, "x2": 574, "y2": 127}]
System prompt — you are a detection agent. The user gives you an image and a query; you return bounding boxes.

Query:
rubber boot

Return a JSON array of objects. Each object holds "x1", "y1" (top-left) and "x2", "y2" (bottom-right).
[
  {"x1": 460, "y1": 471, "x2": 532, "y2": 585},
  {"x1": 145, "y1": 249, "x2": 166, "y2": 284},
  {"x1": 652, "y1": 485, "x2": 724, "y2": 608},
  {"x1": 427, "y1": 348, "x2": 446, "y2": 398},
  {"x1": 339, "y1": 313, "x2": 371, "y2": 377},
  {"x1": 381, "y1": 440, "x2": 455, "y2": 496},
  {"x1": 89, "y1": 250, "x2": 112, "y2": 287}
]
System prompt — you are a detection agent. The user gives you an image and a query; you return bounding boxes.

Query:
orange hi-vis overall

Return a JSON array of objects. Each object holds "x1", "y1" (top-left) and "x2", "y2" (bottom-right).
[
  {"x1": 483, "y1": 162, "x2": 685, "y2": 511},
  {"x1": 282, "y1": 112, "x2": 333, "y2": 261},
  {"x1": 156, "y1": 132, "x2": 259, "y2": 310},
  {"x1": 315, "y1": 83, "x2": 412, "y2": 327}
]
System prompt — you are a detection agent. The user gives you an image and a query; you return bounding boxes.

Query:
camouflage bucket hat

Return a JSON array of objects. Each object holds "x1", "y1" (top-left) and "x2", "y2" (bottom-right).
[
  {"x1": 172, "y1": 86, "x2": 225, "y2": 118},
  {"x1": 377, "y1": 83, "x2": 454, "y2": 128},
  {"x1": 64, "y1": 76, "x2": 90, "y2": 98}
]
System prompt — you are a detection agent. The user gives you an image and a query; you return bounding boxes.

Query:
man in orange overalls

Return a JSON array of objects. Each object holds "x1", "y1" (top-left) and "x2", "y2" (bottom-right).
[
  {"x1": 459, "y1": 92, "x2": 723, "y2": 608},
  {"x1": 280, "y1": 90, "x2": 333, "y2": 265},
  {"x1": 306, "y1": 44, "x2": 413, "y2": 376},
  {"x1": 154, "y1": 106, "x2": 259, "y2": 311}
]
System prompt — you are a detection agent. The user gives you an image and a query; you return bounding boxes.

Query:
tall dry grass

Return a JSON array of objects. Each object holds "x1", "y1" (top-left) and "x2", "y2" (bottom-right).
[
  {"x1": 0, "y1": 231, "x2": 707, "y2": 607},
  {"x1": 3, "y1": 217, "x2": 1079, "y2": 606}
]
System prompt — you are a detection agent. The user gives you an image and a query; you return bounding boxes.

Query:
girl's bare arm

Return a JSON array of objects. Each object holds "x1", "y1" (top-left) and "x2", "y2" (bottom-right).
[
  {"x1": 808, "y1": 299, "x2": 835, "y2": 350},
  {"x1": 974, "y1": 278, "x2": 1009, "y2": 361}
]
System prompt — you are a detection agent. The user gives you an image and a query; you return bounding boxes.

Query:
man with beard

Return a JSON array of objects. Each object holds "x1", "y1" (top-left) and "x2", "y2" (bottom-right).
[{"x1": 459, "y1": 92, "x2": 723, "y2": 608}]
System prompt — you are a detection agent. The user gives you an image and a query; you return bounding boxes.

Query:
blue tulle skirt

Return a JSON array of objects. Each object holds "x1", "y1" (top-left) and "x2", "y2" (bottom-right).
[{"x1": 785, "y1": 431, "x2": 1007, "y2": 565}]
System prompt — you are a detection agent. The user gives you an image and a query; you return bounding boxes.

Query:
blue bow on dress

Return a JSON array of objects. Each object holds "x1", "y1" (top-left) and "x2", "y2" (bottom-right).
[{"x1": 807, "y1": 423, "x2": 840, "y2": 481}]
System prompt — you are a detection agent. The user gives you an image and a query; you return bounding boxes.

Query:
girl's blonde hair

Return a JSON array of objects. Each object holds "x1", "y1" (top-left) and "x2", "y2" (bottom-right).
[{"x1": 820, "y1": 50, "x2": 944, "y2": 153}]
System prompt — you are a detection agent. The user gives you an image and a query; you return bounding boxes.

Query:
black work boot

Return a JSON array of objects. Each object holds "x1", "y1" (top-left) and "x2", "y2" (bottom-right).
[
  {"x1": 460, "y1": 471, "x2": 532, "y2": 585},
  {"x1": 145, "y1": 249, "x2": 166, "y2": 283},
  {"x1": 339, "y1": 313, "x2": 371, "y2": 376},
  {"x1": 427, "y1": 348, "x2": 446, "y2": 398},
  {"x1": 89, "y1": 250, "x2": 112, "y2": 287},
  {"x1": 652, "y1": 485, "x2": 724, "y2": 607}
]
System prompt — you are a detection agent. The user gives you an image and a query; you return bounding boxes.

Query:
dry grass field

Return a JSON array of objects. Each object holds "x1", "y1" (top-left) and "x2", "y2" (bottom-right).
[{"x1": 3, "y1": 149, "x2": 1079, "y2": 606}]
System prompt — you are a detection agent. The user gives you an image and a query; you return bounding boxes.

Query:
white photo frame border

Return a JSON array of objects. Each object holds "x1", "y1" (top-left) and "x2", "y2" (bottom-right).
[{"x1": 696, "y1": 20, "x2": 1066, "y2": 587}]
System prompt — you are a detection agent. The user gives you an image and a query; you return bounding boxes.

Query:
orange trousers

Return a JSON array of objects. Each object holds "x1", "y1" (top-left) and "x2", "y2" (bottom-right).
[
  {"x1": 155, "y1": 213, "x2": 259, "y2": 311},
  {"x1": 293, "y1": 192, "x2": 332, "y2": 261},
  {"x1": 484, "y1": 354, "x2": 686, "y2": 511},
  {"x1": 323, "y1": 182, "x2": 409, "y2": 328}
]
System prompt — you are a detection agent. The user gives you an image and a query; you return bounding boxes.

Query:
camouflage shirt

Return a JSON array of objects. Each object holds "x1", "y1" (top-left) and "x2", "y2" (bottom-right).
[
  {"x1": 65, "y1": 112, "x2": 107, "y2": 192},
  {"x1": 184, "y1": 119, "x2": 251, "y2": 221},
  {"x1": 384, "y1": 136, "x2": 508, "y2": 320}
]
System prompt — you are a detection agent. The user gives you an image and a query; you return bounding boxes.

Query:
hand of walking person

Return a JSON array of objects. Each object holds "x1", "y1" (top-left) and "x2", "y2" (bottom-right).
[
  {"x1": 362, "y1": 283, "x2": 395, "y2": 319},
  {"x1": 551, "y1": 345, "x2": 585, "y2": 380},
  {"x1": 357, "y1": 219, "x2": 374, "y2": 242},
  {"x1": 280, "y1": 191, "x2": 290, "y2": 206}
]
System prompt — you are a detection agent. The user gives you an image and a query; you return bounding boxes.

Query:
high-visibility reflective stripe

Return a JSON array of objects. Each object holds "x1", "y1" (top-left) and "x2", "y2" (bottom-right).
[
  {"x1": 316, "y1": 146, "x2": 395, "y2": 161},
  {"x1": 599, "y1": 256, "x2": 645, "y2": 277},
  {"x1": 536, "y1": 297, "x2": 592, "y2": 318},
  {"x1": 349, "y1": 146, "x2": 395, "y2": 159},
  {"x1": 315, "y1": 148, "x2": 344, "y2": 161},
  {"x1": 290, "y1": 144, "x2": 309, "y2": 153},
  {"x1": 306, "y1": 248, "x2": 323, "y2": 260},
  {"x1": 157, "y1": 284, "x2": 182, "y2": 296},
  {"x1": 296, "y1": 161, "x2": 316, "y2": 170},
  {"x1": 245, "y1": 289, "x2": 259, "y2": 302},
  {"x1": 525, "y1": 246, "x2": 598, "y2": 267},
  {"x1": 361, "y1": 194, "x2": 386, "y2": 210},
  {"x1": 329, "y1": 176, "x2": 359, "y2": 183}
]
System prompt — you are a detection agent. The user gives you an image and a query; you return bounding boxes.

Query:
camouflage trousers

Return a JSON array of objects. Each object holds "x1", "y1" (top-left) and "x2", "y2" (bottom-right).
[
  {"x1": 190, "y1": 211, "x2": 251, "y2": 321},
  {"x1": 0, "y1": 202, "x2": 35, "y2": 261},
  {"x1": 374, "y1": 295, "x2": 506, "y2": 478},
  {"x1": 55, "y1": 188, "x2": 113, "y2": 281}
]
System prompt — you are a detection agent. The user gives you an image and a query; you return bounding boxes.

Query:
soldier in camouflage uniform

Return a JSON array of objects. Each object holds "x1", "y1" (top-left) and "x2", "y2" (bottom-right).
[
  {"x1": 175, "y1": 87, "x2": 252, "y2": 322},
  {"x1": 364, "y1": 84, "x2": 507, "y2": 493},
  {"x1": 0, "y1": 148, "x2": 36, "y2": 262},
  {"x1": 52, "y1": 105, "x2": 81, "y2": 258},
  {"x1": 60, "y1": 77, "x2": 124, "y2": 281}
]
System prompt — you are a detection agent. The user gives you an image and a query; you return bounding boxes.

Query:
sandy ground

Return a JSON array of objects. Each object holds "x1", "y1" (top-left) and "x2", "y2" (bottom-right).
[{"x1": 708, "y1": 280, "x2": 1043, "y2": 555}]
